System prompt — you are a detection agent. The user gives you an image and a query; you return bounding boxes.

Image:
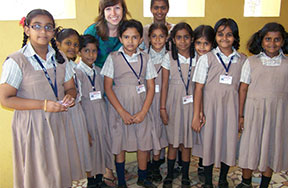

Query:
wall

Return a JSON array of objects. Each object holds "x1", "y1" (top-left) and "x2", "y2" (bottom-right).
[{"x1": 0, "y1": 0, "x2": 287, "y2": 187}]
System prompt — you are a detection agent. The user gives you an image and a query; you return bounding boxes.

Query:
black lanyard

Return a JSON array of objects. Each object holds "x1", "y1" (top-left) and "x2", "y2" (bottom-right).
[
  {"x1": 86, "y1": 69, "x2": 96, "y2": 91},
  {"x1": 74, "y1": 73, "x2": 79, "y2": 89},
  {"x1": 216, "y1": 53, "x2": 234, "y2": 75},
  {"x1": 120, "y1": 52, "x2": 143, "y2": 85},
  {"x1": 157, "y1": 66, "x2": 162, "y2": 74},
  {"x1": 34, "y1": 55, "x2": 58, "y2": 100},
  {"x1": 176, "y1": 57, "x2": 193, "y2": 95}
]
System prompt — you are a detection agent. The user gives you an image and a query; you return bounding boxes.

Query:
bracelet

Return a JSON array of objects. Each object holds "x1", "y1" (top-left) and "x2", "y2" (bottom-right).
[
  {"x1": 160, "y1": 107, "x2": 166, "y2": 110},
  {"x1": 44, "y1": 99, "x2": 47, "y2": 112}
]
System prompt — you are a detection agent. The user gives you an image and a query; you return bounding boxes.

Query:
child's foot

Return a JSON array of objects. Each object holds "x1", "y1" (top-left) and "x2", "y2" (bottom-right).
[
  {"x1": 173, "y1": 166, "x2": 182, "y2": 179},
  {"x1": 235, "y1": 182, "x2": 252, "y2": 188},
  {"x1": 202, "y1": 184, "x2": 214, "y2": 188},
  {"x1": 162, "y1": 176, "x2": 173, "y2": 188},
  {"x1": 218, "y1": 179, "x2": 228, "y2": 188},
  {"x1": 152, "y1": 168, "x2": 162, "y2": 182},
  {"x1": 181, "y1": 178, "x2": 191, "y2": 188},
  {"x1": 96, "y1": 180, "x2": 112, "y2": 188},
  {"x1": 117, "y1": 184, "x2": 128, "y2": 188},
  {"x1": 86, "y1": 177, "x2": 97, "y2": 188},
  {"x1": 198, "y1": 167, "x2": 205, "y2": 183},
  {"x1": 137, "y1": 179, "x2": 157, "y2": 188}
]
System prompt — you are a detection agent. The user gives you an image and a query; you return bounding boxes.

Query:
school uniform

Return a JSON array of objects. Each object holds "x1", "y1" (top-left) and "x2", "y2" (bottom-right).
[
  {"x1": 192, "y1": 47, "x2": 246, "y2": 167},
  {"x1": 146, "y1": 47, "x2": 168, "y2": 153},
  {"x1": 161, "y1": 51, "x2": 196, "y2": 148},
  {"x1": 100, "y1": 46, "x2": 160, "y2": 154},
  {"x1": 67, "y1": 60, "x2": 92, "y2": 174},
  {"x1": 0, "y1": 43, "x2": 78, "y2": 188},
  {"x1": 75, "y1": 60, "x2": 113, "y2": 176},
  {"x1": 238, "y1": 51, "x2": 288, "y2": 172}
]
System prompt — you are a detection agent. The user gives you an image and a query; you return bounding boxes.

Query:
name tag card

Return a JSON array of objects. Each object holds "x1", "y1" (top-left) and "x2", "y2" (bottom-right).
[
  {"x1": 136, "y1": 84, "x2": 146, "y2": 94},
  {"x1": 155, "y1": 85, "x2": 160, "y2": 93},
  {"x1": 182, "y1": 95, "x2": 193, "y2": 104},
  {"x1": 89, "y1": 91, "x2": 102, "y2": 101},
  {"x1": 219, "y1": 75, "x2": 232, "y2": 85}
]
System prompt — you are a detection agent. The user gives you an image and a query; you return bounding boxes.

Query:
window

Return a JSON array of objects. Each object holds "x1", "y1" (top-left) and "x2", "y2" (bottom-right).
[
  {"x1": 244, "y1": 0, "x2": 281, "y2": 17},
  {"x1": 0, "y1": 0, "x2": 76, "y2": 21}
]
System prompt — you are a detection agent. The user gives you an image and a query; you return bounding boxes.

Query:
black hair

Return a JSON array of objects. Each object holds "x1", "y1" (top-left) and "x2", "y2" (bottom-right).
[
  {"x1": 213, "y1": 18, "x2": 240, "y2": 50},
  {"x1": 118, "y1": 19, "x2": 143, "y2": 38},
  {"x1": 247, "y1": 22, "x2": 288, "y2": 54},
  {"x1": 148, "y1": 23, "x2": 168, "y2": 52},
  {"x1": 193, "y1": 25, "x2": 215, "y2": 45},
  {"x1": 79, "y1": 34, "x2": 99, "y2": 51},
  {"x1": 22, "y1": 9, "x2": 65, "y2": 64},
  {"x1": 150, "y1": 0, "x2": 169, "y2": 9},
  {"x1": 55, "y1": 27, "x2": 80, "y2": 43},
  {"x1": 168, "y1": 22, "x2": 195, "y2": 60}
]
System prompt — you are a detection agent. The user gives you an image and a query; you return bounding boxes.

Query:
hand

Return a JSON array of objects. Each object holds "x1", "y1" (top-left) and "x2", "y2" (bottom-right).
[
  {"x1": 119, "y1": 110, "x2": 133, "y2": 125},
  {"x1": 238, "y1": 116, "x2": 244, "y2": 133},
  {"x1": 88, "y1": 132, "x2": 93, "y2": 147},
  {"x1": 45, "y1": 100, "x2": 68, "y2": 112},
  {"x1": 61, "y1": 94, "x2": 75, "y2": 108},
  {"x1": 192, "y1": 117, "x2": 202, "y2": 132},
  {"x1": 160, "y1": 109, "x2": 169, "y2": 125},
  {"x1": 199, "y1": 112, "x2": 206, "y2": 127},
  {"x1": 132, "y1": 111, "x2": 146, "y2": 124}
]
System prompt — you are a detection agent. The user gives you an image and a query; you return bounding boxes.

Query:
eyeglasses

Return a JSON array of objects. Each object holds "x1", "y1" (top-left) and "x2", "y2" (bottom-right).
[{"x1": 29, "y1": 24, "x2": 55, "y2": 32}]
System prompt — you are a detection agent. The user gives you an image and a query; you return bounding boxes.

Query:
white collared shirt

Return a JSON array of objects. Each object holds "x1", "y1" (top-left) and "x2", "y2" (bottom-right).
[
  {"x1": 192, "y1": 47, "x2": 241, "y2": 84},
  {"x1": 1, "y1": 43, "x2": 74, "y2": 89},
  {"x1": 161, "y1": 52, "x2": 196, "y2": 70},
  {"x1": 146, "y1": 46, "x2": 166, "y2": 65},
  {"x1": 100, "y1": 46, "x2": 157, "y2": 80},
  {"x1": 240, "y1": 50, "x2": 286, "y2": 84}
]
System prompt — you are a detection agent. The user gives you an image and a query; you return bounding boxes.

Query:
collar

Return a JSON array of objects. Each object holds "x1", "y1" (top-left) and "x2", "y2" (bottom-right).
[
  {"x1": 117, "y1": 46, "x2": 143, "y2": 57},
  {"x1": 214, "y1": 46, "x2": 240, "y2": 59},
  {"x1": 78, "y1": 60, "x2": 97, "y2": 76},
  {"x1": 149, "y1": 46, "x2": 166, "y2": 59},
  {"x1": 256, "y1": 49, "x2": 286, "y2": 59},
  {"x1": 22, "y1": 42, "x2": 55, "y2": 61}
]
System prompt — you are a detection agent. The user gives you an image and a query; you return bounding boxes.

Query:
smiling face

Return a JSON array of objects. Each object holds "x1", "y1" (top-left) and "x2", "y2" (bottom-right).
[
  {"x1": 79, "y1": 43, "x2": 98, "y2": 67},
  {"x1": 150, "y1": 28, "x2": 167, "y2": 52},
  {"x1": 173, "y1": 29, "x2": 192, "y2": 56},
  {"x1": 150, "y1": 0, "x2": 169, "y2": 23},
  {"x1": 24, "y1": 15, "x2": 55, "y2": 48},
  {"x1": 215, "y1": 25, "x2": 234, "y2": 51},
  {"x1": 104, "y1": 2, "x2": 123, "y2": 26},
  {"x1": 262, "y1": 31, "x2": 284, "y2": 58},
  {"x1": 57, "y1": 34, "x2": 79, "y2": 61},
  {"x1": 119, "y1": 27, "x2": 142, "y2": 56},
  {"x1": 194, "y1": 37, "x2": 213, "y2": 56}
]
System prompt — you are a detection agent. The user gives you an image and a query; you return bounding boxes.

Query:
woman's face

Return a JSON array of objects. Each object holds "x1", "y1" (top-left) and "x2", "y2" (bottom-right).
[{"x1": 104, "y1": 2, "x2": 123, "y2": 26}]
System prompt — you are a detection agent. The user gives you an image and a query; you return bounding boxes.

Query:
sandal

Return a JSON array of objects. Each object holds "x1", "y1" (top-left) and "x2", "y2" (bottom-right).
[{"x1": 103, "y1": 176, "x2": 117, "y2": 187}]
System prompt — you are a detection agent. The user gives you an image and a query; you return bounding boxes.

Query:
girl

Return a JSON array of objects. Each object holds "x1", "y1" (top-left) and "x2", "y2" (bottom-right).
[
  {"x1": 56, "y1": 28, "x2": 93, "y2": 183},
  {"x1": 101, "y1": 19, "x2": 159, "y2": 188},
  {"x1": 192, "y1": 18, "x2": 246, "y2": 188},
  {"x1": 237, "y1": 22, "x2": 288, "y2": 188},
  {"x1": 142, "y1": 0, "x2": 174, "y2": 49},
  {"x1": 145, "y1": 23, "x2": 169, "y2": 183},
  {"x1": 0, "y1": 9, "x2": 77, "y2": 188},
  {"x1": 160, "y1": 22, "x2": 195, "y2": 188},
  {"x1": 75, "y1": 34, "x2": 113, "y2": 188},
  {"x1": 84, "y1": 0, "x2": 130, "y2": 68},
  {"x1": 191, "y1": 24, "x2": 215, "y2": 183}
]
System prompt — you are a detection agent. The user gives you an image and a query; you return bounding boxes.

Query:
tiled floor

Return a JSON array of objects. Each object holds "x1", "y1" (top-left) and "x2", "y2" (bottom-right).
[{"x1": 72, "y1": 157, "x2": 288, "y2": 188}]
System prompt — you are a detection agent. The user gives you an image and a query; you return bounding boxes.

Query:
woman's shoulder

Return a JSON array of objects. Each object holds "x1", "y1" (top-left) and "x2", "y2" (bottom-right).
[{"x1": 84, "y1": 23, "x2": 98, "y2": 37}]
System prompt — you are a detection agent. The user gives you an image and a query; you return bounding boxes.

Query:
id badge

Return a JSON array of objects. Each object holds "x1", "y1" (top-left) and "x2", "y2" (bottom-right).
[
  {"x1": 182, "y1": 95, "x2": 193, "y2": 104},
  {"x1": 219, "y1": 75, "x2": 232, "y2": 85},
  {"x1": 155, "y1": 84, "x2": 160, "y2": 93},
  {"x1": 89, "y1": 91, "x2": 102, "y2": 101},
  {"x1": 136, "y1": 84, "x2": 146, "y2": 94}
]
